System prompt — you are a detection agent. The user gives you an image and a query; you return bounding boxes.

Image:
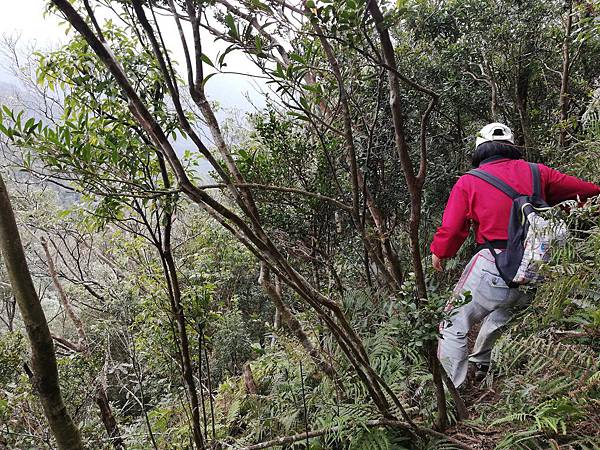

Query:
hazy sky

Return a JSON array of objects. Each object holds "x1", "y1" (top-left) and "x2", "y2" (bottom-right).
[
  {"x1": 0, "y1": 0, "x2": 64, "y2": 48},
  {"x1": 0, "y1": 0, "x2": 267, "y2": 112}
]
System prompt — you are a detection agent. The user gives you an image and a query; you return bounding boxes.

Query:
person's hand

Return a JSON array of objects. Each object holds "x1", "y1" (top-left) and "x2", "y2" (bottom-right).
[{"x1": 432, "y1": 254, "x2": 444, "y2": 272}]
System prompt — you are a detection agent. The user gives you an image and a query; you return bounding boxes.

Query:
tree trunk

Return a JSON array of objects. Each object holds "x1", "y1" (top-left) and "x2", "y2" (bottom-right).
[
  {"x1": 161, "y1": 226, "x2": 206, "y2": 450},
  {"x1": 367, "y1": 0, "x2": 449, "y2": 429},
  {"x1": 483, "y1": 60, "x2": 498, "y2": 121},
  {"x1": 0, "y1": 172, "x2": 83, "y2": 450},
  {"x1": 426, "y1": 343, "x2": 448, "y2": 430},
  {"x1": 95, "y1": 385, "x2": 126, "y2": 449},
  {"x1": 242, "y1": 363, "x2": 258, "y2": 395},
  {"x1": 515, "y1": 63, "x2": 531, "y2": 153},
  {"x1": 156, "y1": 148, "x2": 206, "y2": 449},
  {"x1": 271, "y1": 303, "x2": 282, "y2": 347},
  {"x1": 559, "y1": 0, "x2": 573, "y2": 147}
]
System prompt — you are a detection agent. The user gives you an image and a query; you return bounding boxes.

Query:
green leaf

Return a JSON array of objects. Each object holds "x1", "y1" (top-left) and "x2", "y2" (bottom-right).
[
  {"x1": 110, "y1": 147, "x2": 119, "y2": 164},
  {"x1": 63, "y1": 127, "x2": 71, "y2": 146},
  {"x1": 254, "y1": 35, "x2": 263, "y2": 55},
  {"x1": 273, "y1": 62, "x2": 284, "y2": 78},
  {"x1": 202, "y1": 72, "x2": 217, "y2": 87},
  {"x1": 290, "y1": 52, "x2": 305, "y2": 64},
  {"x1": 24, "y1": 117, "x2": 36, "y2": 134},
  {"x1": 225, "y1": 14, "x2": 238, "y2": 39},
  {"x1": 2, "y1": 105, "x2": 13, "y2": 120},
  {"x1": 82, "y1": 143, "x2": 91, "y2": 162},
  {"x1": 299, "y1": 96, "x2": 310, "y2": 110},
  {"x1": 287, "y1": 111, "x2": 309, "y2": 121},
  {"x1": 249, "y1": 0, "x2": 273, "y2": 13},
  {"x1": 303, "y1": 83, "x2": 321, "y2": 93},
  {"x1": 218, "y1": 45, "x2": 235, "y2": 68},
  {"x1": 200, "y1": 53, "x2": 215, "y2": 68}
]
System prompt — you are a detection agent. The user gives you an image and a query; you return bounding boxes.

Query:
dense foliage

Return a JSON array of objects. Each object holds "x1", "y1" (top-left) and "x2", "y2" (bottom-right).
[{"x1": 0, "y1": 0, "x2": 599, "y2": 449}]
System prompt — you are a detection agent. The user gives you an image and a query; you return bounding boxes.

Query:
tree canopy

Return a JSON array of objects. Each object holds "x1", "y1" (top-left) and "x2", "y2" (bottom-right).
[{"x1": 0, "y1": 0, "x2": 599, "y2": 448}]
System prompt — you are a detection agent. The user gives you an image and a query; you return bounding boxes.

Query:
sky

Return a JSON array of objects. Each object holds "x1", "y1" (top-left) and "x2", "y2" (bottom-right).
[
  {"x1": 0, "y1": 0, "x2": 64, "y2": 48},
  {"x1": 0, "y1": 0, "x2": 267, "y2": 112}
]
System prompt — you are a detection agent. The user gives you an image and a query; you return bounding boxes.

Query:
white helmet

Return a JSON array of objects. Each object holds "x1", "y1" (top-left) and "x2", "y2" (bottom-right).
[{"x1": 475, "y1": 123, "x2": 514, "y2": 149}]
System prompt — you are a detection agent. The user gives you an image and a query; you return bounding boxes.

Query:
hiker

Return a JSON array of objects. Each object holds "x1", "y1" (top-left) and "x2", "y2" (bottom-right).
[{"x1": 431, "y1": 123, "x2": 600, "y2": 388}]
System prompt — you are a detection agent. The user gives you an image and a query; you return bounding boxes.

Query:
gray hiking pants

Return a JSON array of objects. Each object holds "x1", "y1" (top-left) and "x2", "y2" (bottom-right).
[{"x1": 438, "y1": 249, "x2": 528, "y2": 387}]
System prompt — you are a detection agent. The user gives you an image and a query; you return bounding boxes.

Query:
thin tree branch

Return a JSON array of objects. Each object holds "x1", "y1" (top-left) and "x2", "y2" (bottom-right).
[
  {"x1": 238, "y1": 419, "x2": 471, "y2": 450},
  {"x1": 199, "y1": 182, "x2": 353, "y2": 211}
]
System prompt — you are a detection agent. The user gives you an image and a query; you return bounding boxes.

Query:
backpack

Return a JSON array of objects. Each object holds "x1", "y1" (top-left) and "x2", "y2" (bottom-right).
[{"x1": 467, "y1": 162, "x2": 568, "y2": 287}]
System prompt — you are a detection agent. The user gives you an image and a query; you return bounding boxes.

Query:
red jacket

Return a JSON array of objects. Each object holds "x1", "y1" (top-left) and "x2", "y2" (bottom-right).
[{"x1": 430, "y1": 158, "x2": 600, "y2": 259}]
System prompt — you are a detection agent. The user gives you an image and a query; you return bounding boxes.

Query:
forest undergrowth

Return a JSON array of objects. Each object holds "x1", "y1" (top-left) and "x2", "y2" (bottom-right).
[
  {"x1": 202, "y1": 191, "x2": 600, "y2": 449},
  {"x1": 1, "y1": 0, "x2": 600, "y2": 449}
]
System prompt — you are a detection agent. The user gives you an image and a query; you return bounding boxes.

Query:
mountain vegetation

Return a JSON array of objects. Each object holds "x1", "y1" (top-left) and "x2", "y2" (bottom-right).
[{"x1": 0, "y1": 0, "x2": 599, "y2": 448}]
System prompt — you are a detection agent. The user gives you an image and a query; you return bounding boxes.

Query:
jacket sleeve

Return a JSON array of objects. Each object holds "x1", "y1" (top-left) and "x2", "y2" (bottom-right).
[
  {"x1": 539, "y1": 164, "x2": 600, "y2": 205},
  {"x1": 430, "y1": 181, "x2": 471, "y2": 259}
]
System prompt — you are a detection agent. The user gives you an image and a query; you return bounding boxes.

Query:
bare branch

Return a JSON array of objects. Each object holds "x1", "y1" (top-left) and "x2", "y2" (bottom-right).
[
  {"x1": 198, "y1": 182, "x2": 352, "y2": 211},
  {"x1": 42, "y1": 238, "x2": 89, "y2": 354}
]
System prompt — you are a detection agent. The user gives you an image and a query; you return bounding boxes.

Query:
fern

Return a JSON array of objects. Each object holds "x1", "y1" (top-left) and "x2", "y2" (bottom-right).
[
  {"x1": 481, "y1": 211, "x2": 600, "y2": 448},
  {"x1": 495, "y1": 429, "x2": 544, "y2": 450},
  {"x1": 348, "y1": 428, "x2": 392, "y2": 450}
]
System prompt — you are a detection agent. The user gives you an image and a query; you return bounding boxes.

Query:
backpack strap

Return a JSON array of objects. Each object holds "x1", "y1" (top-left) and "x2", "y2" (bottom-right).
[
  {"x1": 466, "y1": 169, "x2": 521, "y2": 200},
  {"x1": 528, "y1": 162, "x2": 542, "y2": 199}
]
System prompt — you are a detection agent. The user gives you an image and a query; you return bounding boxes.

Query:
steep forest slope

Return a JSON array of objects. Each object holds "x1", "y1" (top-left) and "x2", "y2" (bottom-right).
[{"x1": 0, "y1": 0, "x2": 599, "y2": 449}]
